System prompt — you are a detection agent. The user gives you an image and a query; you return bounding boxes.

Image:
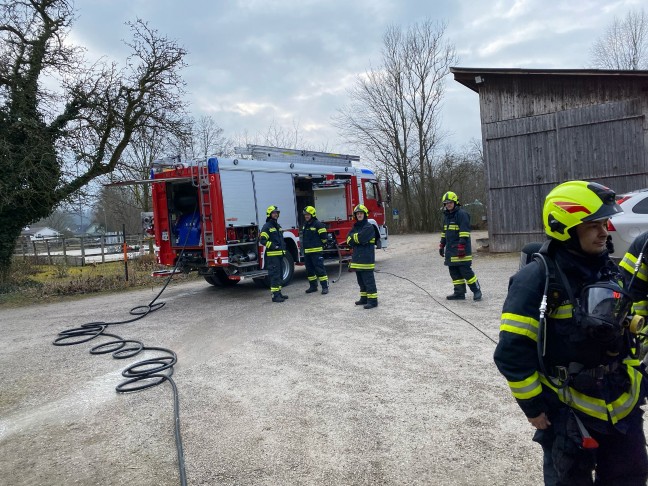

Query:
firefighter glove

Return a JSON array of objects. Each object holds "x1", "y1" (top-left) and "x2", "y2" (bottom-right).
[
  {"x1": 457, "y1": 243, "x2": 466, "y2": 258},
  {"x1": 439, "y1": 243, "x2": 445, "y2": 257}
]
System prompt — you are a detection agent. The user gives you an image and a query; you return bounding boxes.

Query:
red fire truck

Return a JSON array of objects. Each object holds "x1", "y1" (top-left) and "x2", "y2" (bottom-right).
[{"x1": 148, "y1": 144, "x2": 388, "y2": 287}]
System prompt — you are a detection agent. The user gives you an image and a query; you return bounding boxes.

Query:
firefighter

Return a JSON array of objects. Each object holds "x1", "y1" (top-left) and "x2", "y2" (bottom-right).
[
  {"x1": 439, "y1": 191, "x2": 482, "y2": 301},
  {"x1": 347, "y1": 204, "x2": 378, "y2": 309},
  {"x1": 493, "y1": 180, "x2": 648, "y2": 485},
  {"x1": 300, "y1": 206, "x2": 329, "y2": 295},
  {"x1": 619, "y1": 231, "x2": 648, "y2": 359},
  {"x1": 260, "y1": 205, "x2": 289, "y2": 303}
]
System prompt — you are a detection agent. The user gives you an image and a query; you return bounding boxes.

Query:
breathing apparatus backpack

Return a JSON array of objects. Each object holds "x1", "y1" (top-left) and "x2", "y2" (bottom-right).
[
  {"x1": 521, "y1": 240, "x2": 644, "y2": 388},
  {"x1": 529, "y1": 241, "x2": 638, "y2": 343}
]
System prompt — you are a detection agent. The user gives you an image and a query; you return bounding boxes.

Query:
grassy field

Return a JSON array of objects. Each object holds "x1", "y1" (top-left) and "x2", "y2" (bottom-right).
[{"x1": 0, "y1": 255, "x2": 198, "y2": 307}]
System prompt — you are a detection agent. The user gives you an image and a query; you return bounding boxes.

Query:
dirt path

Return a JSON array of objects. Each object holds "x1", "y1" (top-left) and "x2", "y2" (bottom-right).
[{"x1": 1, "y1": 232, "x2": 550, "y2": 485}]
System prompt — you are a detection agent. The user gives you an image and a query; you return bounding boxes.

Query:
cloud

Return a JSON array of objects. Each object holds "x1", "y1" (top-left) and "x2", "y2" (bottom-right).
[{"x1": 65, "y1": 0, "x2": 645, "y2": 153}]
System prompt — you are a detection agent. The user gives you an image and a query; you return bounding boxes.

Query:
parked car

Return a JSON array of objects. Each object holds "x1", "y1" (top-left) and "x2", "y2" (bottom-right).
[{"x1": 607, "y1": 188, "x2": 648, "y2": 259}]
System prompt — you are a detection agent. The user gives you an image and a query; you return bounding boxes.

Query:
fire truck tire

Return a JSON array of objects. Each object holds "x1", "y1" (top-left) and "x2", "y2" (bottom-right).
[
  {"x1": 280, "y1": 252, "x2": 295, "y2": 286},
  {"x1": 204, "y1": 269, "x2": 239, "y2": 287},
  {"x1": 204, "y1": 275, "x2": 220, "y2": 286}
]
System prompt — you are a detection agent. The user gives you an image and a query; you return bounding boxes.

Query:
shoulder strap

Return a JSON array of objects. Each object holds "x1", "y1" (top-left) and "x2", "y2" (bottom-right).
[{"x1": 536, "y1": 241, "x2": 578, "y2": 309}]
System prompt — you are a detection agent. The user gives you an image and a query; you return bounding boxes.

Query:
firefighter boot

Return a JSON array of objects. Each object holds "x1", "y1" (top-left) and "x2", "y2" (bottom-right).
[
  {"x1": 305, "y1": 281, "x2": 318, "y2": 294},
  {"x1": 321, "y1": 281, "x2": 329, "y2": 295},
  {"x1": 355, "y1": 296, "x2": 368, "y2": 306},
  {"x1": 279, "y1": 291, "x2": 289, "y2": 300},
  {"x1": 363, "y1": 298, "x2": 378, "y2": 309},
  {"x1": 272, "y1": 292, "x2": 285, "y2": 303},
  {"x1": 470, "y1": 281, "x2": 482, "y2": 301},
  {"x1": 447, "y1": 282, "x2": 466, "y2": 300},
  {"x1": 446, "y1": 291, "x2": 466, "y2": 300}
]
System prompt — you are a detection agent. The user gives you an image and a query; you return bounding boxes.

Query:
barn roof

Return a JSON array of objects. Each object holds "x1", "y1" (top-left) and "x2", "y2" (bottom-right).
[{"x1": 450, "y1": 67, "x2": 648, "y2": 93}]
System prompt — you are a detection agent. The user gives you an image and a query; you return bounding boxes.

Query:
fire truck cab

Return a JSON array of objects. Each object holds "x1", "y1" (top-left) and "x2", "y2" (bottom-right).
[{"x1": 150, "y1": 145, "x2": 388, "y2": 287}]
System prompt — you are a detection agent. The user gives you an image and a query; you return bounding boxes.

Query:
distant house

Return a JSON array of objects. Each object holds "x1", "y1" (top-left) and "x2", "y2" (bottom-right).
[
  {"x1": 21, "y1": 226, "x2": 62, "y2": 240},
  {"x1": 82, "y1": 223, "x2": 105, "y2": 237}
]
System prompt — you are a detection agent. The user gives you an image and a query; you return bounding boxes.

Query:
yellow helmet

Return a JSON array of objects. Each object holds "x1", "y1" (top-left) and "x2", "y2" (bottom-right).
[
  {"x1": 353, "y1": 204, "x2": 369, "y2": 217},
  {"x1": 266, "y1": 205, "x2": 280, "y2": 217},
  {"x1": 303, "y1": 206, "x2": 316, "y2": 217},
  {"x1": 442, "y1": 191, "x2": 459, "y2": 204},
  {"x1": 543, "y1": 181, "x2": 622, "y2": 241}
]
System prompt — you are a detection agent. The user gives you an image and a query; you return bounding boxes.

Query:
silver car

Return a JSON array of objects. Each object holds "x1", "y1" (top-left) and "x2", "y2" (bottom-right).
[{"x1": 608, "y1": 188, "x2": 648, "y2": 259}]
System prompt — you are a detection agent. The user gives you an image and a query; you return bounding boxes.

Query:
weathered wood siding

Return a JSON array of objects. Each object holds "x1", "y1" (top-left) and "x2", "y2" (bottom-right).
[{"x1": 480, "y1": 75, "x2": 648, "y2": 252}]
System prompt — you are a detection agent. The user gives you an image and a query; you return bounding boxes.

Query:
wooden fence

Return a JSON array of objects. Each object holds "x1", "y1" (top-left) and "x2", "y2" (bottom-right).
[{"x1": 13, "y1": 234, "x2": 155, "y2": 266}]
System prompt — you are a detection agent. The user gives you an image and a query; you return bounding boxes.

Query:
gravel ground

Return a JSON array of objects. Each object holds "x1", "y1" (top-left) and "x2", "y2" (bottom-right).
[{"x1": 1, "y1": 232, "x2": 548, "y2": 485}]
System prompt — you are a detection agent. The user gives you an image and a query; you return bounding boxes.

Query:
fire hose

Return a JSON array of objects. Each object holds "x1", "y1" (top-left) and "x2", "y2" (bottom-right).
[{"x1": 52, "y1": 207, "x2": 197, "y2": 486}]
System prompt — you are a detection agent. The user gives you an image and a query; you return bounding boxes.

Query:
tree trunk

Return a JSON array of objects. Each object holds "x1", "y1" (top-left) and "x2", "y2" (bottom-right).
[{"x1": 0, "y1": 212, "x2": 26, "y2": 283}]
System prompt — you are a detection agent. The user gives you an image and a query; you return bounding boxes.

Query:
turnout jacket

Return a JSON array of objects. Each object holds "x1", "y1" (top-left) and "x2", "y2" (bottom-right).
[
  {"x1": 301, "y1": 217, "x2": 327, "y2": 253},
  {"x1": 259, "y1": 218, "x2": 286, "y2": 257},
  {"x1": 620, "y1": 231, "x2": 648, "y2": 319},
  {"x1": 440, "y1": 206, "x2": 472, "y2": 266},
  {"x1": 346, "y1": 218, "x2": 375, "y2": 270},
  {"x1": 493, "y1": 241, "x2": 644, "y2": 432}
]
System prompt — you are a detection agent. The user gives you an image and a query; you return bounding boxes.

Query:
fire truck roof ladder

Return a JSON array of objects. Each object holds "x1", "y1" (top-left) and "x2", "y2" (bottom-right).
[
  {"x1": 235, "y1": 144, "x2": 359, "y2": 167},
  {"x1": 151, "y1": 155, "x2": 182, "y2": 171}
]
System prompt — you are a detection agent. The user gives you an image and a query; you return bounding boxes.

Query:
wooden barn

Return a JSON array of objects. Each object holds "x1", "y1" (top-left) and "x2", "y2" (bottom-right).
[{"x1": 450, "y1": 67, "x2": 648, "y2": 252}]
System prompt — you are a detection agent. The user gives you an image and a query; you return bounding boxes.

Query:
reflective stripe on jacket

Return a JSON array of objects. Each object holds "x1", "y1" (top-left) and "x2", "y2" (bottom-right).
[
  {"x1": 260, "y1": 219, "x2": 286, "y2": 257},
  {"x1": 620, "y1": 231, "x2": 648, "y2": 319},
  {"x1": 440, "y1": 207, "x2": 472, "y2": 266},
  {"x1": 493, "y1": 242, "x2": 644, "y2": 428},
  {"x1": 346, "y1": 219, "x2": 375, "y2": 270},
  {"x1": 301, "y1": 218, "x2": 327, "y2": 254}
]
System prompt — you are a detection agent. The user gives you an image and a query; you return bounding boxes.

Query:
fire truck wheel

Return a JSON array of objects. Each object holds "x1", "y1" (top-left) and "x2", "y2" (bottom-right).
[
  {"x1": 280, "y1": 252, "x2": 295, "y2": 286},
  {"x1": 204, "y1": 275, "x2": 221, "y2": 286},
  {"x1": 252, "y1": 252, "x2": 295, "y2": 288},
  {"x1": 204, "y1": 269, "x2": 239, "y2": 287}
]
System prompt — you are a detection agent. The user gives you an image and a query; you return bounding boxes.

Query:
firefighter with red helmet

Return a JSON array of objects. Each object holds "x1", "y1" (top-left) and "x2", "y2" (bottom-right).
[
  {"x1": 494, "y1": 180, "x2": 648, "y2": 484},
  {"x1": 346, "y1": 204, "x2": 378, "y2": 309},
  {"x1": 439, "y1": 191, "x2": 482, "y2": 301},
  {"x1": 300, "y1": 206, "x2": 329, "y2": 295},
  {"x1": 260, "y1": 205, "x2": 289, "y2": 303}
]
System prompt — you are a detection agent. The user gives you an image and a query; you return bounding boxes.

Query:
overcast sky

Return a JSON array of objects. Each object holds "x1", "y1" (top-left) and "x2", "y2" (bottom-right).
[{"x1": 68, "y1": 0, "x2": 643, "y2": 156}]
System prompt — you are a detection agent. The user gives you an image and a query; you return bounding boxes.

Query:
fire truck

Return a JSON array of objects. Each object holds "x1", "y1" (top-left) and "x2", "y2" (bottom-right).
[{"x1": 148, "y1": 144, "x2": 388, "y2": 287}]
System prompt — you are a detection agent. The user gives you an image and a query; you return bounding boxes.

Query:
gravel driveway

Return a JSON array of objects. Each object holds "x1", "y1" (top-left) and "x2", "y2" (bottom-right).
[{"x1": 1, "y1": 232, "x2": 552, "y2": 485}]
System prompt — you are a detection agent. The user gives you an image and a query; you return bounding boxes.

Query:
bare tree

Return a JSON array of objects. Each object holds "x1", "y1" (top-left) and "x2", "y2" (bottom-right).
[
  {"x1": 0, "y1": 0, "x2": 187, "y2": 279},
  {"x1": 230, "y1": 118, "x2": 318, "y2": 154},
  {"x1": 93, "y1": 186, "x2": 141, "y2": 234},
  {"x1": 590, "y1": 9, "x2": 648, "y2": 70},
  {"x1": 334, "y1": 20, "x2": 457, "y2": 231},
  {"x1": 35, "y1": 208, "x2": 75, "y2": 234},
  {"x1": 101, "y1": 125, "x2": 176, "y2": 226},
  {"x1": 170, "y1": 115, "x2": 234, "y2": 158}
]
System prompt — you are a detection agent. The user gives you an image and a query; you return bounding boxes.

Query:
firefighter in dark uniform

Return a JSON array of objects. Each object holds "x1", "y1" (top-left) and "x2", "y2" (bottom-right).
[
  {"x1": 347, "y1": 204, "x2": 378, "y2": 309},
  {"x1": 260, "y1": 205, "x2": 289, "y2": 303},
  {"x1": 493, "y1": 180, "x2": 648, "y2": 485},
  {"x1": 620, "y1": 232, "x2": 648, "y2": 320},
  {"x1": 301, "y1": 206, "x2": 329, "y2": 295},
  {"x1": 439, "y1": 191, "x2": 482, "y2": 301}
]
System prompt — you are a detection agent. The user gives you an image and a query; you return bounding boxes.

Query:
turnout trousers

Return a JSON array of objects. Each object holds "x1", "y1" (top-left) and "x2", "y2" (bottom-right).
[
  {"x1": 448, "y1": 265, "x2": 478, "y2": 294},
  {"x1": 355, "y1": 270, "x2": 377, "y2": 301},
  {"x1": 266, "y1": 255, "x2": 283, "y2": 293},
  {"x1": 304, "y1": 252, "x2": 328, "y2": 287},
  {"x1": 533, "y1": 408, "x2": 648, "y2": 486}
]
